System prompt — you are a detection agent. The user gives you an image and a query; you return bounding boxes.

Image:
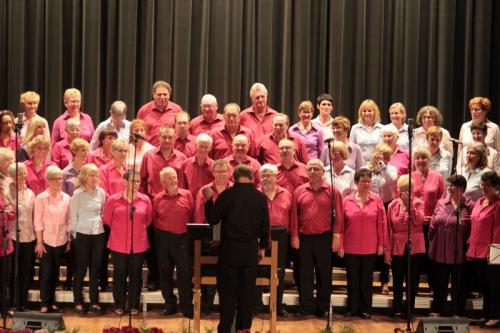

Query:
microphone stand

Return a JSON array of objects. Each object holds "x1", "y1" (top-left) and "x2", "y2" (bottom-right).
[
  {"x1": 13, "y1": 113, "x2": 23, "y2": 313},
  {"x1": 325, "y1": 138, "x2": 336, "y2": 333},
  {"x1": 127, "y1": 133, "x2": 140, "y2": 327}
]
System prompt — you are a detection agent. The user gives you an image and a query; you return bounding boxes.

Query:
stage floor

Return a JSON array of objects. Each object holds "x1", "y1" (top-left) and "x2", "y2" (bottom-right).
[{"x1": 8, "y1": 310, "x2": 483, "y2": 333}]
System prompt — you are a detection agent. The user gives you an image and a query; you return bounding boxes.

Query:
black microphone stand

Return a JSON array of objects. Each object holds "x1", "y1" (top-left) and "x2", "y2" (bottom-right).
[
  {"x1": 325, "y1": 138, "x2": 336, "y2": 333},
  {"x1": 126, "y1": 133, "x2": 140, "y2": 327},
  {"x1": 395, "y1": 119, "x2": 415, "y2": 333},
  {"x1": 13, "y1": 113, "x2": 23, "y2": 313}
]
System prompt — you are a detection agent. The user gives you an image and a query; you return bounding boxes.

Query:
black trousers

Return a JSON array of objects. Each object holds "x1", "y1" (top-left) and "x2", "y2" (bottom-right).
[
  {"x1": 431, "y1": 261, "x2": 467, "y2": 316},
  {"x1": 392, "y1": 253, "x2": 422, "y2": 314},
  {"x1": 287, "y1": 234, "x2": 300, "y2": 294},
  {"x1": 217, "y1": 263, "x2": 257, "y2": 333},
  {"x1": 255, "y1": 230, "x2": 288, "y2": 310},
  {"x1": 201, "y1": 240, "x2": 218, "y2": 313},
  {"x1": 344, "y1": 253, "x2": 377, "y2": 315},
  {"x1": 39, "y1": 243, "x2": 66, "y2": 307},
  {"x1": 9, "y1": 240, "x2": 35, "y2": 309},
  {"x1": 146, "y1": 225, "x2": 159, "y2": 285},
  {"x1": 73, "y1": 233, "x2": 106, "y2": 306},
  {"x1": 155, "y1": 230, "x2": 192, "y2": 312},
  {"x1": 298, "y1": 232, "x2": 332, "y2": 313},
  {"x1": 473, "y1": 259, "x2": 500, "y2": 320},
  {"x1": 111, "y1": 251, "x2": 145, "y2": 310},
  {"x1": 99, "y1": 226, "x2": 110, "y2": 290},
  {"x1": 0, "y1": 254, "x2": 11, "y2": 316}
]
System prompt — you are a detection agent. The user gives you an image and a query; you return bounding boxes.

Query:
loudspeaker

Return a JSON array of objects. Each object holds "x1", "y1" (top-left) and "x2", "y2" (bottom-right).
[
  {"x1": 415, "y1": 317, "x2": 469, "y2": 333},
  {"x1": 12, "y1": 312, "x2": 65, "y2": 331}
]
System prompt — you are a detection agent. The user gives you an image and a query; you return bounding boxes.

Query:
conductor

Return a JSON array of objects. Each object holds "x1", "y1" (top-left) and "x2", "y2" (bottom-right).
[{"x1": 203, "y1": 164, "x2": 270, "y2": 333}]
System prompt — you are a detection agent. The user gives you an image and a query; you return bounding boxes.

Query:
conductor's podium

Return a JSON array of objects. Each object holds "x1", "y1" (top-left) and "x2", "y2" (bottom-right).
[{"x1": 189, "y1": 224, "x2": 284, "y2": 333}]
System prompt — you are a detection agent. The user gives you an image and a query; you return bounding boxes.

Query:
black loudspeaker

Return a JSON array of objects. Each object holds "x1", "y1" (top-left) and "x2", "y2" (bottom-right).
[
  {"x1": 415, "y1": 317, "x2": 469, "y2": 333},
  {"x1": 12, "y1": 312, "x2": 65, "y2": 331}
]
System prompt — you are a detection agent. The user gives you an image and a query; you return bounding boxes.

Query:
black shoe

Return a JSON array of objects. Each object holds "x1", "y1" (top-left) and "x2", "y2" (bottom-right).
[
  {"x1": 469, "y1": 318, "x2": 487, "y2": 326},
  {"x1": 295, "y1": 308, "x2": 311, "y2": 317},
  {"x1": 277, "y1": 307, "x2": 288, "y2": 318},
  {"x1": 147, "y1": 280, "x2": 158, "y2": 292},
  {"x1": 87, "y1": 305, "x2": 104, "y2": 316},
  {"x1": 315, "y1": 309, "x2": 327, "y2": 318},
  {"x1": 359, "y1": 312, "x2": 371, "y2": 319},
  {"x1": 182, "y1": 310, "x2": 194, "y2": 319},
  {"x1": 344, "y1": 311, "x2": 356, "y2": 318},
  {"x1": 163, "y1": 307, "x2": 177, "y2": 316}
]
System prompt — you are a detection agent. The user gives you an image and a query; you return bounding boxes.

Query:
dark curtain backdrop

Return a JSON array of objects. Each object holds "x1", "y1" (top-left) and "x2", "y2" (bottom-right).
[{"x1": 1, "y1": 0, "x2": 498, "y2": 138}]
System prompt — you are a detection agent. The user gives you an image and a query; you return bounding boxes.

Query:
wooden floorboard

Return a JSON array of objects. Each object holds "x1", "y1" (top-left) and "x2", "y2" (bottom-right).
[{"x1": 6, "y1": 311, "x2": 482, "y2": 333}]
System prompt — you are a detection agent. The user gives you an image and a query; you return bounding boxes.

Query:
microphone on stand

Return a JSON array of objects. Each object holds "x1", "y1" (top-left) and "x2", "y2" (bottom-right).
[
  {"x1": 130, "y1": 132, "x2": 147, "y2": 141},
  {"x1": 15, "y1": 113, "x2": 24, "y2": 132},
  {"x1": 449, "y1": 137, "x2": 462, "y2": 144}
]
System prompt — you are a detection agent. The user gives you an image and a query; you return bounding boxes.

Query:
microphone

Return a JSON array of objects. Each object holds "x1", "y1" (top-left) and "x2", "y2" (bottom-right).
[
  {"x1": 15, "y1": 112, "x2": 24, "y2": 131},
  {"x1": 407, "y1": 118, "x2": 414, "y2": 139},
  {"x1": 324, "y1": 137, "x2": 335, "y2": 144},
  {"x1": 130, "y1": 132, "x2": 147, "y2": 141},
  {"x1": 449, "y1": 137, "x2": 462, "y2": 144}
]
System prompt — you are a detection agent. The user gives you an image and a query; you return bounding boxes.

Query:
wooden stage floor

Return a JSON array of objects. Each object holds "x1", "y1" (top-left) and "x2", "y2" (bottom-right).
[{"x1": 8, "y1": 310, "x2": 483, "y2": 333}]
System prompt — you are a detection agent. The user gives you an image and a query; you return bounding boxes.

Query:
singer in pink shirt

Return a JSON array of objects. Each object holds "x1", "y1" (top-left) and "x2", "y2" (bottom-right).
[
  {"x1": 136, "y1": 81, "x2": 182, "y2": 147},
  {"x1": 411, "y1": 146, "x2": 446, "y2": 220},
  {"x1": 240, "y1": 83, "x2": 278, "y2": 141},
  {"x1": 466, "y1": 171, "x2": 500, "y2": 328},
  {"x1": 102, "y1": 170, "x2": 152, "y2": 314},
  {"x1": 180, "y1": 134, "x2": 214, "y2": 197},
  {"x1": 276, "y1": 139, "x2": 309, "y2": 195},
  {"x1": 34, "y1": 166, "x2": 70, "y2": 313},
  {"x1": 337, "y1": 168, "x2": 386, "y2": 318},
  {"x1": 224, "y1": 134, "x2": 261, "y2": 186},
  {"x1": 140, "y1": 126, "x2": 186, "y2": 198},
  {"x1": 99, "y1": 139, "x2": 128, "y2": 196},
  {"x1": 174, "y1": 112, "x2": 196, "y2": 158},
  {"x1": 24, "y1": 135, "x2": 56, "y2": 195},
  {"x1": 386, "y1": 175, "x2": 425, "y2": 316},
  {"x1": 0, "y1": 110, "x2": 19, "y2": 152},
  {"x1": 189, "y1": 94, "x2": 225, "y2": 136},
  {"x1": 194, "y1": 160, "x2": 232, "y2": 223},
  {"x1": 291, "y1": 159, "x2": 344, "y2": 317}
]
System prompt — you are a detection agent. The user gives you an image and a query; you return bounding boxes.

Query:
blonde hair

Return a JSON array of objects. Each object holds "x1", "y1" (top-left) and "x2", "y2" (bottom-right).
[
  {"x1": 130, "y1": 118, "x2": 146, "y2": 132},
  {"x1": 8, "y1": 162, "x2": 27, "y2": 178},
  {"x1": 330, "y1": 141, "x2": 349, "y2": 160},
  {"x1": 368, "y1": 143, "x2": 392, "y2": 170},
  {"x1": 23, "y1": 117, "x2": 48, "y2": 145},
  {"x1": 357, "y1": 99, "x2": 381, "y2": 124},
  {"x1": 75, "y1": 163, "x2": 99, "y2": 188},
  {"x1": 425, "y1": 126, "x2": 443, "y2": 140},
  {"x1": 45, "y1": 165, "x2": 62, "y2": 180},
  {"x1": 412, "y1": 145, "x2": 431, "y2": 160},
  {"x1": 397, "y1": 174, "x2": 410, "y2": 191},
  {"x1": 298, "y1": 101, "x2": 314, "y2": 113},
  {"x1": 63, "y1": 88, "x2": 81, "y2": 103},
  {"x1": 27, "y1": 135, "x2": 50, "y2": 155},
  {"x1": 20, "y1": 91, "x2": 40, "y2": 105},
  {"x1": 70, "y1": 138, "x2": 89, "y2": 155}
]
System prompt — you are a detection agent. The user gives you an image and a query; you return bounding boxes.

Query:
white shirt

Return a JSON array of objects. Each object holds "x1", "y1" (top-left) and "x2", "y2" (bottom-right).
[
  {"x1": 413, "y1": 126, "x2": 454, "y2": 156},
  {"x1": 364, "y1": 163, "x2": 398, "y2": 203},
  {"x1": 90, "y1": 117, "x2": 131, "y2": 151},
  {"x1": 323, "y1": 164, "x2": 355, "y2": 197},
  {"x1": 429, "y1": 148, "x2": 453, "y2": 179},
  {"x1": 349, "y1": 122, "x2": 384, "y2": 164}
]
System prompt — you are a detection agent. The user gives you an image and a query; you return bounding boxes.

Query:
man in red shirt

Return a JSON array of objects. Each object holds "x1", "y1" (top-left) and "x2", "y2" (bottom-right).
[
  {"x1": 137, "y1": 81, "x2": 182, "y2": 146},
  {"x1": 240, "y1": 83, "x2": 279, "y2": 141},
  {"x1": 257, "y1": 163, "x2": 293, "y2": 317},
  {"x1": 224, "y1": 134, "x2": 261, "y2": 185},
  {"x1": 180, "y1": 133, "x2": 214, "y2": 197},
  {"x1": 174, "y1": 111, "x2": 196, "y2": 158},
  {"x1": 153, "y1": 167, "x2": 194, "y2": 318},
  {"x1": 211, "y1": 103, "x2": 256, "y2": 159},
  {"x1": 189, "y1": 94, "x2": 225, "y2": 136},
  {"x1": 291, "y1": 158, "x2": 344, "y2": 318},
  {"x1": 140, "y1": 125, "x2": 186, "y2": 291},
  {"x1": 256, "y1": 113, "x2": 309, "y2": 164},
  {"x1": 276, "y1": 138, "x2": 309, "y2": 195}
]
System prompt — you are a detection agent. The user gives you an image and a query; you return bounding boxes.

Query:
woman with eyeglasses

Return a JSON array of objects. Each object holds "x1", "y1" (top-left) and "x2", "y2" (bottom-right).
[
  {"x1": 428, "y1": 174, "x2": 473, "y2": 317},
  {"x1": 34, "y1": 165, "x2": 71, "y2": 313},
  {"x1": 413, "y1": 106, "x2": 453, "y2": 155},
  {"x1": 52, "y1": 118, "x2": 81, "y2": 170},
  {"x1": 386, "y1": 174, "x2": 425, "y2": 318},
  {"x1": 467, "y1": 171, "x2": 500, "y2": 329},
  {"x1": 23, "y1": 135, "x2": 56, "y2": 195},
  {"x1": 103, "y1": 170, "x2": 152, "y2": 316},
  {"x1": 289, "y1": 101, "x2": 324, "y2": 160},
  {"x1": 337, "y1": 168, "x2": 386, "y2": 319}
]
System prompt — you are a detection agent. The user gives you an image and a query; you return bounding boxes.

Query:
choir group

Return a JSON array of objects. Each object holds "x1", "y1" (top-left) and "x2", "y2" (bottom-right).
[{"x1": 0, "y1": 81, "x2": 499, "y2": 328}]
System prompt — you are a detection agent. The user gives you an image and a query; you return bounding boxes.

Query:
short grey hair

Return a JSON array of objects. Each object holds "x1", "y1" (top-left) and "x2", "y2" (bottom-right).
[
  {"x1": 259, "y1": 163, "x2": 278, "y2": 175},
  {"x1": 412, "y1": 145, "x2": 431, "y2": 160},
  {"x1": 249, "y1": 83, "x2": 268, "y2": 99},
  {"x1": 160, "y1": 166, "x2": 177, "y2": 181},
  {"x1": 201, "y1": 94, "x2": 218, "y2": 106},
  {"x1": 196, "y1": 133, "x2": 213, "y2": 145},
  {"x1": 65, "y1": 118, "x2": 80, "y2": 130},
  {"x1": 8, "y1": 162, "x2": 27, "y2": 178},
  {"x1": 45, "y1": 165, "x2": 63, "y2": 180},
  {"x1": 110, "y1": 100, "x2": 127, "y2": 116}
]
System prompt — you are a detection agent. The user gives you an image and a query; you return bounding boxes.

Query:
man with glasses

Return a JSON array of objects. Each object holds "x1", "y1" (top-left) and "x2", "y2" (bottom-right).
[
  {"x1": 189, "y1": 94, "x2": 225, "y2": 136},
  {"x1": 291, "y1": 159, "x2": 344, "y2": 318}
]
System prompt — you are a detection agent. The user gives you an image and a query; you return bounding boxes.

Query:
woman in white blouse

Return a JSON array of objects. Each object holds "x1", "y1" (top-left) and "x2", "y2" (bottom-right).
[
  {"x1": 459, "y1": 97, "x2": 499, "y2": 151},
  {"x1": 414, "y1": 106, "x2": 453, "y2": 155},
  {"x1": 349, "y1": 99, "x2": 384, "y2": 164},
  {"x1": 323, "y1": 141, "x2": 355, "y2": 197},
  {"x1": 70, "y1": 163, "x2": 106, "y2": 316},
  {"x1": 5, "y1": 162, "x2": 35, "y2": 311}
]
